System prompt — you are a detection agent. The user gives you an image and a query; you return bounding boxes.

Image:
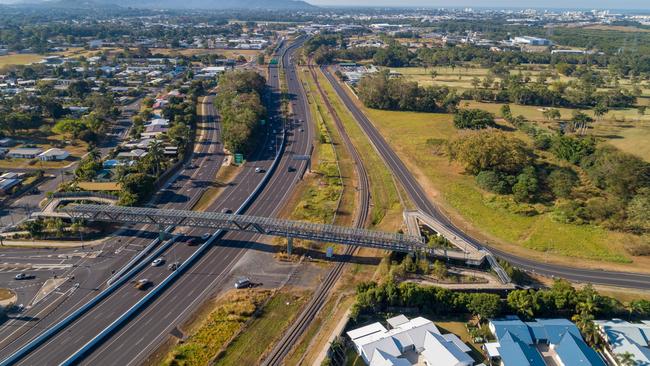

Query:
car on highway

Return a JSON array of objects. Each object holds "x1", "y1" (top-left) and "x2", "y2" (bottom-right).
[
  {"x1": 168, "y1": 262, "x2": 180, "y2": 271},
  {"x1": 201, "y1": 233, "x2": 211, "y2": 240},
  {"x1": 288, "y1": 166, "x2": 296, "y2": 172},
  {"x1": 14, "y1": 273, "x2": 34, "y2": 280},
  {"x1": 187, "y1": 237, "x2": 200, "y2": 246},
  {"x1": 134, "y1": 279, "x2": 153, "y2": 290},
  {"x1": 151, "y1": 258, "x2": 165, "y2": 267},
  {"x1": 255, "y1": 167, "x2": 263, "y2": 173},
  {"x1": 221, "y1": 208, "x2": 232, "y2": 214},
  {"x1": 300, "y1": 128, "x2": 304, "y2": 132},
  {"x1": 234, "y1": 277, "x2": 252, "y2": 289}
]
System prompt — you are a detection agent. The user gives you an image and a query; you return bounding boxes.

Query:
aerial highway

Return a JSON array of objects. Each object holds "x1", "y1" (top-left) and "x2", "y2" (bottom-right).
[
  {"x1": 0, "y1": 36, "x2": 313, "y2": 366},
  {"x1": 321, "y1": 66, "x2": 650, "y2": 291},
  {"x1": 0, "y1": 95, "x2": 224, "y2": 361},
  {"x1": 262, "y1": 60, "x2": 372, "y2": 366}
]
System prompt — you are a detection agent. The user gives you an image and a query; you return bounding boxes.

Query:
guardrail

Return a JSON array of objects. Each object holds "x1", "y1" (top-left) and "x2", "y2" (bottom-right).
[
  {"x1": 106, "y1": 227, "x2": 176, "y2": 286},
  {"x1": 58, "y1": 61, "x2": 290, "y2": 365}
]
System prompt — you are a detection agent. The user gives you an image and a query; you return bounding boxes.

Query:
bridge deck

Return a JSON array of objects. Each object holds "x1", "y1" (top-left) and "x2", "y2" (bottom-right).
[{"x1": 50, "y1": 204, "x2": 430, "y2": 253}]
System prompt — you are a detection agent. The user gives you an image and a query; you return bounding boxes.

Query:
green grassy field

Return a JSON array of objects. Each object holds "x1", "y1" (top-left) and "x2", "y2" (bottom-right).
[
  {"x1": 0, "y1": 53, "x2": 45, "y2": 67},
  {"x1": 214, "y1": 291, "x2": 309, "y2": 365},
  {"x1": 162, "y1": 290, "x2": 271, "y2": 366},
  {"x1": 362, "y1": 107, "x2": 648, "y2": 267},
  {"x1": 317, "y1": 69, "x2": 403, "y2": 227}
]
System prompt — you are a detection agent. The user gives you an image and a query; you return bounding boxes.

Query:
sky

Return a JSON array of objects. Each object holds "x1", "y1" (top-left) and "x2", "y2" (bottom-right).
[{"x1": 308, "y1": 0, "x2": 650, "y2": 10}]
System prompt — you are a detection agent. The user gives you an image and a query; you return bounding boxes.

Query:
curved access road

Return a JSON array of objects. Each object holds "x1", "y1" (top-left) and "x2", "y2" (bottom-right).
[{"x1": 321, "y1": 66, "x2": 650, "y2": 291}]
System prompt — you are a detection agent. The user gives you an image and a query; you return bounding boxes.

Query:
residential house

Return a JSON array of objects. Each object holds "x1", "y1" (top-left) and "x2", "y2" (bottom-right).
[
  {"x1": 595, "y1": 319, "x2": 650, "y2": 365},
  {"x1": 0, "y1": 138, "x2": 16, "y2": 147},
  {"x1": 347, "y1": 315, "x2": 474, "y2": 366},
  {"x1": 484, "y1": 316, "x2": 605, "y2": 366},
  {"x1": 142, "y1": 125, "x2": 168, "y2": 138},
  {"x1": 38, "y1": 148, "x2": 70, "y2": 161},
  {"x1": 7, "y1": 147, "x2": 43, "y2": 159},
  {"x1": 117, "y1": 149, "x2": 148, "y2": 160}
]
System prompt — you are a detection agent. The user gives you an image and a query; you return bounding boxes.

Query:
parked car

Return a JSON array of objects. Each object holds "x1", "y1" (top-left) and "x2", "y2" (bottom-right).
[
  {"x1": 14, "y1": 273, "x2": 34, "y2": 280},
  {"x1": 234, "y1": 278, "x2": 252, "y2": 289},
  {"x1": 134, "y1": 279, "x2": 153, "y2": 290},
  {"x1": 151, "y1": 258, "x2": 165, "y2": 267}
]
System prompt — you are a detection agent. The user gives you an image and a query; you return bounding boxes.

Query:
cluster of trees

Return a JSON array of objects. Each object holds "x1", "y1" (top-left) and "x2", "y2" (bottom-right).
[
  {"x1": 463, "y1": 71, "x2": 637, "y2": 109},
  {"x1": 352, "y1": 280, "x2": 502, "y2": 322},
  {"x1": 453, "y1": 109, "x2": 496, "y2": 129},
  {"x1": 352, "y1": 278, "x2": 650, "y2": 343},
  {"x1": 215, "y1": 70, "x2": 266, "y2": 155},
  {"x1": 448, "y1": 131, "x2": 545, "y2": 203},
  {"x1": 547, "y1": 143, "x2": 650, "y2": 232},
  {"x1": 52, "y1": 113, "x2": 106, "y2": 144},
  {"x1": 357, "y1": 71, "x2": 459, "y2": 113}
]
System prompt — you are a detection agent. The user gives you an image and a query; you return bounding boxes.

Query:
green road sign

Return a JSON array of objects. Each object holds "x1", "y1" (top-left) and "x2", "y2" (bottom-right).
[
  {"x1": 260, "y1": 120, "x2": 266, "y2": 126},
  {"x1": 234, "y1": 153, "x2": 244, "y2": 165}
]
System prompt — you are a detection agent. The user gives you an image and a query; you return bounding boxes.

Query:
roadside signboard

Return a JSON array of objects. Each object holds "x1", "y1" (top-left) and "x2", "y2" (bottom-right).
[{"x1": 234, "y1": 153, "x2": 244, "y2": 165}]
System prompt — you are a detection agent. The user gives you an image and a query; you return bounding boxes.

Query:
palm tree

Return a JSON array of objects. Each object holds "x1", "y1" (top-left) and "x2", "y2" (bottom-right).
[
  {"x1": 147, "y1": 140, "x2": 165, "y2": 177},
  {"x1": 617, "y1": 351, "x2": 637, "y2": 366}
]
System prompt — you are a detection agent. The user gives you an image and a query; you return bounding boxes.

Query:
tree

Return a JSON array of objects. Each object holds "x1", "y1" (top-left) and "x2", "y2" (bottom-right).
[
  {"x1": 617, "y1": 352, "x2": 637, "y2": 366},
  {"x1": 466, "y1": 293, "x2": 501, "y2": 322},
  {"x1": 432, "y1": 260, "x2": 447, "y2": 279},
  {"x1": 571, "y1": 111, "x2": 594, "y2": 136},
  {"x1": 449, "y1": 131, "x2": 532, "y2": 175},
  {"x1": 593, "y1": 103, "x2": 609, "y2": 121},
  {"x1": 542, "y1": 108, "x2": 561, "y2": 121},
  {"x1": 548, "y1": 168, "x2": 579, "y2": 198},
  {"x1": 500, "y1": 104, "x2": 512, "y2": 121},
  {"x1": 638, "y1": 106, "x2": 647, "y2": 117},
  {"x1": 430, "y1": 70, "x2": 438, "y2": 80},
  {"x1": 24, "y1": 219, "x2": 45, "y2": 239},
  {"x1": 453, "y1": 109, "x2": 496, "y2": 130},
  {"x1": 512, "y1": 167, "x2": 539, "y2": 203},
  {"x1": 507, "y1": 290, "x2": 538, "y2": 319},
  {"x1": 476, "y1": 170, "x2": 512, "y2": 194},
  {"x1": 627, "y1": 188, "x2": 650, "y2": 231}
]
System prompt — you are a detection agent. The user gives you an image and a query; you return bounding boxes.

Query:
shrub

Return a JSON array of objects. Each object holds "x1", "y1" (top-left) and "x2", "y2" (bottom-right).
[
  {"x1": 547, "y1": 168, "x2": 579, "y2": 198},
  {"x1": 453, "y1": 108, "x2": 496, "y2": 129},
  {"x1": 476, "y1": 170, "x2": 512, "y2": 194}
]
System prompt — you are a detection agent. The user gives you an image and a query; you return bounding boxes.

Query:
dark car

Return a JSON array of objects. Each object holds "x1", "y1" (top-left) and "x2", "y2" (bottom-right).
[
  {"x1": 234, "y1": 278, "x2": 252, "y2": 289},
  {"x1": 14, "y1": 273, "x2": 35, "y2": 280},
  {"x1": 187, "y1": 237, "x2": 201, "y2": 246},
  {"x1": 287, "y1": 166, "x2": 296, "y2": 172}
]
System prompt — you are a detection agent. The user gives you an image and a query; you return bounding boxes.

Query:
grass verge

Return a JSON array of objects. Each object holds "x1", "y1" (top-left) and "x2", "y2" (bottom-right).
[
  {"x1": 161, "y1": 289, "x2": 271, "y2": 366},
  {"x1": 214, "y1": 290, "x2": 310, "y2": 365}
]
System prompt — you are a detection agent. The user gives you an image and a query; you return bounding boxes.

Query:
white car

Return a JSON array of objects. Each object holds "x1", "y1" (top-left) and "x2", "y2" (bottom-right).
[
  {"x1": 151, "y1": 258, "x2": 165, "y2": 267},
  {"x1": 255, "y1": 167, "x2": 262, "y2": 173},
  {"x1": 201, "y1": 233, "x2": 211, "y2": 240}
]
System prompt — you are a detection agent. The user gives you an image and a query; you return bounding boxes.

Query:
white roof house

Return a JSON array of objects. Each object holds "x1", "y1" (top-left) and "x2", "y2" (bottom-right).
[
  {"x1": 38, "y1": 148, "x2": 70, "y2": 161},
  {"x1": 7, "y1": 147, "x2": 43, "y2": 159},
  {"x1": 347, "y1": 315, "x2": 474, "y2": 366}
]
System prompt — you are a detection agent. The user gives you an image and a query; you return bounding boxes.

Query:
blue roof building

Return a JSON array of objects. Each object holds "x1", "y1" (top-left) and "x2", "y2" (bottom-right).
[{"x1": 485, "y1": 316, "x2": 605, "y2": 366}]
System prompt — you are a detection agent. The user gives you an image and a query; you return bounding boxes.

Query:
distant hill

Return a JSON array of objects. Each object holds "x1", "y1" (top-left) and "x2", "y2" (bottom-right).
[{"x1": 7, "y1": 0, "x2": 316, "y2": 10}]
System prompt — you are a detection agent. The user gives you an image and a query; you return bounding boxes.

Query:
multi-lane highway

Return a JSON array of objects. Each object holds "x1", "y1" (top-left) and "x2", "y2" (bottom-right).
[
  {"x1": 0, "y1": 36, "x2": 313, "y2": 365},
  {"x1": 321, "y1": 66, "x2": 650, "y2": 291},
  {"x1": 0, "y1": 94, "x2": 224, "y2": 362}
]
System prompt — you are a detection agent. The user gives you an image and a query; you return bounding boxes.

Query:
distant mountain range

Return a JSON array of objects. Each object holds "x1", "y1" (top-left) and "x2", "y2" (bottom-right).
[{"x1": 3, "y1": 0, "x2": 317, "y2": 10}]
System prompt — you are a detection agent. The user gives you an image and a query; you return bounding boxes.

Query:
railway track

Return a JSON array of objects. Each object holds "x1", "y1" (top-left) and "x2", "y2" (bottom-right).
[{"x1": 261, "y1": 62, "x2": 371, "y2": 366}]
